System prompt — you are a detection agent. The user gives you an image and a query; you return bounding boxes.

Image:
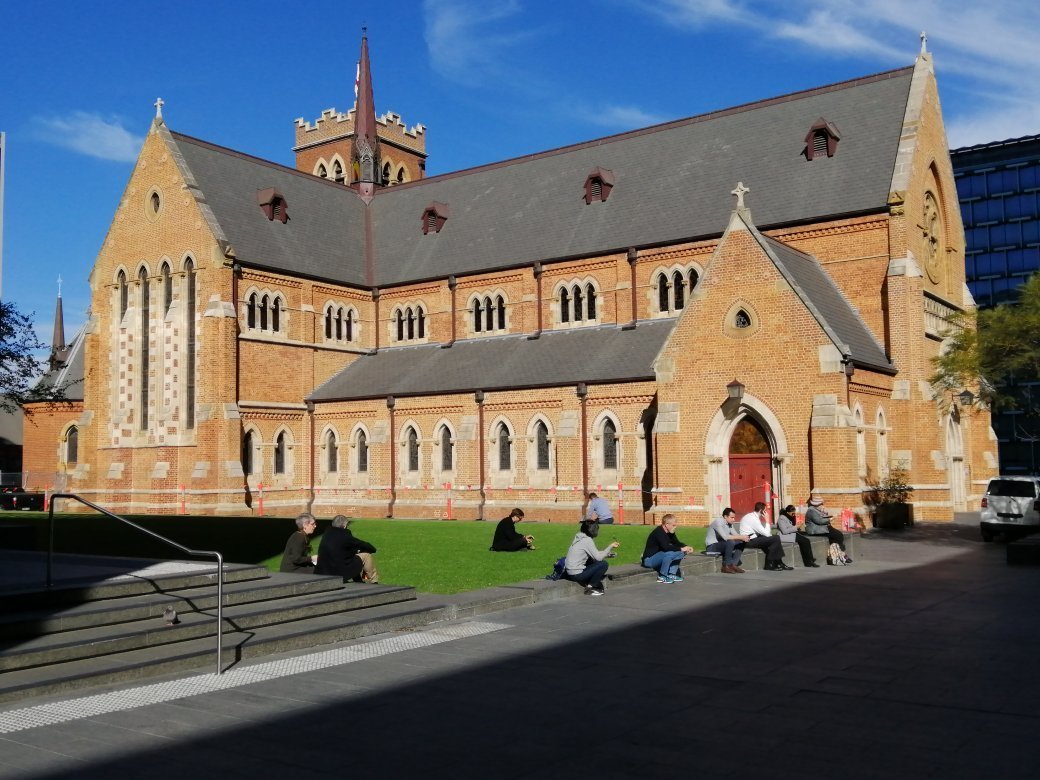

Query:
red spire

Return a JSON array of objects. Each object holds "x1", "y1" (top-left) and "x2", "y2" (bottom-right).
[
  {"x1": 355, "y1": 32, "x2": 377, "y2": 149},
  {"x1": 353, "y1": 30, "x2": 380, "y2": 197}
]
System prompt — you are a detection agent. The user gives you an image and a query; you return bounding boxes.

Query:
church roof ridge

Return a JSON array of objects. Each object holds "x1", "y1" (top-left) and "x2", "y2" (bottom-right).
[
  {"x1": 169, "y1": 131, "x2": 369, "y2": 196},
  {"x1": 373, "y1": 64, "x2": 915, "y2": 191}
]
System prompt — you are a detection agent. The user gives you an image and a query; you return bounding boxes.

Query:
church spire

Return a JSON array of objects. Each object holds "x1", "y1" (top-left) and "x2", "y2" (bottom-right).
[
  {"x1": 353, "y1": 29, "x2": 381, "y2": 200},
  {"x1": 49, "y1": 277, "x2": 68, "y2": 370}
]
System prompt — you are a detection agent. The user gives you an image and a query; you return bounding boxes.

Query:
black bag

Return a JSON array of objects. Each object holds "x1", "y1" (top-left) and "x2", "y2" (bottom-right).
[{"x1": 545, "y1": 556, "x2": 567, "y2": 580}]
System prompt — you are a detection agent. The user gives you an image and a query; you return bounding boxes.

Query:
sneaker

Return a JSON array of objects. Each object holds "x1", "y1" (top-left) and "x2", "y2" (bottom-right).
[
  {"x1": 588, "y1": 587, "x2": 605, "y2": 596},
  {"x1": 670, "y1": 574, "x2": 684, "y2": 582},
  {"x1": 656, "y1": 575, "x2": 674, "y2": 584}
]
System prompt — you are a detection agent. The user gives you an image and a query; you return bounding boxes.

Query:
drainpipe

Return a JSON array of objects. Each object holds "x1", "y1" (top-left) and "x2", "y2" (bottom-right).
[
  {"x1": 577, "y1": 382, "x2": 589, "y2": 517},
  {"x1": 232, "y1": 261, "x2": 242, "y2": 401},
  {"x1": 442, "y1": 275, "x2": 457, "y2": 348},
  {"x1": 386, "y1": 395, "x2": 396, "y2": 517},
  {"x1": 475, "y1": 390, "x2": 486, "y2": 520},
  {"x1": 527, "y1": 263, "x2": 543, "y2": 340},
  {"x1": 372, "y1": 288, "x2": 380, "y2": 353},
  {"x1": 305, "y1": 400, "x2": 315, "y2": 513},
  {"x1": 623, "y1": 247, "x2": 638, "y2": 330}
]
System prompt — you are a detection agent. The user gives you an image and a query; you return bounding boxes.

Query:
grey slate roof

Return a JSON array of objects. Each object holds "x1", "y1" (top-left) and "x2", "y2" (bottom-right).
[
  {"x1": 308, "y1": 319, "x2": 675, "y2": 402},
  {"x1": 34, "y1": 326, "x2": 86, "y2": 401},
  {"x1": 168, "y1": 134, "x2": 369, "y2": 286},
  {"x1": 759, "y1": 232, "x2": 894, "y2": 373},
  {"x1": 370, "y1": 68, "x2": 913, "y2": 286},
  {"x1": 166, "y1": 67, "x2": 913, "y2": 289}
]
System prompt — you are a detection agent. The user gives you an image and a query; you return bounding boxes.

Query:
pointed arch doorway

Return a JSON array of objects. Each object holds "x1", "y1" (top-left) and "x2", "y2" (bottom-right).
[{"x1": 728, "y1": 417, "x2": 773, "y2": 517}]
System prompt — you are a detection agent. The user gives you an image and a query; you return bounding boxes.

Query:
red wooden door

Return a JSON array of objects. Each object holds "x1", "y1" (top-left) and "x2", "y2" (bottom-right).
[{"x1": 729, "y1": 454, "x2": 772, "y2": 518}]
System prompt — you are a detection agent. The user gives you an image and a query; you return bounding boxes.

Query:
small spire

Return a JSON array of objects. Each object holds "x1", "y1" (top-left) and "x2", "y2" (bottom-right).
[
  {"x1": 154, "y1": 97, "x2": 164, "y2": 121},
  {"x1": 919, "y1": 31, "x2": 927, "y2": 55},
  {"x1": 50, "y1": 279, "x2": 67, "y2": 370}
]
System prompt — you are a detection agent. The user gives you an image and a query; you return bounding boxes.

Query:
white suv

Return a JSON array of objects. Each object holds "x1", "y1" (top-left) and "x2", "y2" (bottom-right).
[{"x1": 980, "y1": 476, "x2": 1040, "y2": 541}]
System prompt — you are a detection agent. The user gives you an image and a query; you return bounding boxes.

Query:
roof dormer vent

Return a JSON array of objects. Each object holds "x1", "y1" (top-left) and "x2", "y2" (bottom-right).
[
  {"x1": 257, "y1": 188, "x2": 289, "y2": 223},
  {"x1": 804, "y1": 118, "x2": 840, "y2": 161},
  {"x1": 421, "y1": 201, "x2": 450, "y2": 235},
  {"x1": 584, "y1": 167, "x2": 615, "y2": 204}
]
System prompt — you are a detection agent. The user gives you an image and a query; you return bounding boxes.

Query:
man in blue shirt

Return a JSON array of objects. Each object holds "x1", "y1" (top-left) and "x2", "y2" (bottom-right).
[{"x1": 584, "y1": 492, "x2": 614, "y2": 524}]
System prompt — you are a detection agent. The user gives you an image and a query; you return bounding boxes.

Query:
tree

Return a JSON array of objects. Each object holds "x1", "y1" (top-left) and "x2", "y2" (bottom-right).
[
  {"x1": 0, "y1": 300, "x2": 72, "y2": 414},
  {"x1": 931, "y1": 272, "x2": 1040, "y2": 412}
]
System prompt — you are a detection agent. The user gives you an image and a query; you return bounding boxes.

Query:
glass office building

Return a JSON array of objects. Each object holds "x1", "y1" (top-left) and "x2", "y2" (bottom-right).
[{"x1": 952, "y1": 134, "x2": 1040, "y2": 474}]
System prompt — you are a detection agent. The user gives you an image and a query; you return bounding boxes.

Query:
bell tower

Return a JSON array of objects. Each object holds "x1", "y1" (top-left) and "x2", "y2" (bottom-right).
[{"x1": 292, "y1": 33, "x2": 427, "y2": 191}]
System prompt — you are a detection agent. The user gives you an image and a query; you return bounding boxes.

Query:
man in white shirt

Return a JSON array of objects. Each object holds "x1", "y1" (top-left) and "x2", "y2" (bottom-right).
[{"x1": 738, "y1": 502, "x2": 792, "y2": 571}]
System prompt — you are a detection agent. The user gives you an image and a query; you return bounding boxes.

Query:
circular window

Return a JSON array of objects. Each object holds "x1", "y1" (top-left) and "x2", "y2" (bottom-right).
[{"x1": 146, "y1": 188, "x2": 164, "y2": 220}]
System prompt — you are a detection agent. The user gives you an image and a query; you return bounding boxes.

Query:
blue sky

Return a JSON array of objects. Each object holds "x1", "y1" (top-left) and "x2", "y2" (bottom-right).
[{"x1": 2, "y1": 0, "x2": 1038, "y2": 350}]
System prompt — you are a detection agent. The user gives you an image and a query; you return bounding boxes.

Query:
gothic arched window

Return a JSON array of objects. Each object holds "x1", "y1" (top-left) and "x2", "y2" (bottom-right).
[
  {"x1": 357, "y1": 430, "x2": 369, "y2": 473},
  {"x1": 65, "y1": 426, "x2": 78, "y2": 466},
  {"x1": 161, "y1": 263, "x2": 172, "y2": 314},
  {"x1": 242, "y1": 430, "x2": 255, "y2": 476},
  {"x1": 326, "y1": 430, "x2": 338, "y2": 473},
  {"x1": 602, "y1": 419, "x2": 618, "y2": 470},
  {"x1": 657, "y1": 272, "x2": 669, "y2": 313},
  {"x1": 535, "y1": 421, "x2": 549, "y2": 471},
  {"x1": 497, "y1": 423, "x2": 511, "y2": 470},
  {"x1": 138, "y1": 267, "x2": 150, "y2": 430},
  {"x1": 586, "y1": 284, "x2": 597, "y2": 320},
  {"x1": 274, "y1": 432, "x2": 287, "y2": 474},
  {"x1": 407, "y1": 427, "x2": 419, "y2": 472},
  {"x1": 440, "y1": 426, "x2": 453, "y2": 471},
  {"x1": 560, "y1": 287, "x2": 570, "y2": 323},
  {"x1": 672, "y1": 270, "x2": 686, "y2": 310}
]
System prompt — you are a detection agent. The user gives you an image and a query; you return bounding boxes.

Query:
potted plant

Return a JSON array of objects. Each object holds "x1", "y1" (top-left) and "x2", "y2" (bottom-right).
[{"x1": 864, "y1": 467, "x2": 914, "y2": 529}]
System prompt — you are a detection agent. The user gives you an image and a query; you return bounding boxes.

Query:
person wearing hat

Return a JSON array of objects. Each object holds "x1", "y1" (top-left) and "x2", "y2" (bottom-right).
[
  {"x1": 777, "y1": 505, "x2": 819, "y2": 567},
  {"x1": 805, "y1": 495, "x2": 850, "y2": 560}
]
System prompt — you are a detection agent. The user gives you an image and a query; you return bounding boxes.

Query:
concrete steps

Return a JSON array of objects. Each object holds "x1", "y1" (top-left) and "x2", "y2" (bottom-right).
[{"x1": 0, "y1": 560, "x2": 422, "y2": 702}]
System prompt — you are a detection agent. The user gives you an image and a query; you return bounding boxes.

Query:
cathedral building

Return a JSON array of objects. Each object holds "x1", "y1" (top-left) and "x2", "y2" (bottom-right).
[{"x1": 23, "y1": 36, "x2": 995, "y2": 523}]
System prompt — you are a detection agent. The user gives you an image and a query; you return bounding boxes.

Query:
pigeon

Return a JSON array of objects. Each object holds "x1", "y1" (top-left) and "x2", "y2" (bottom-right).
[{"x1": 162, "y1": 606, "x2": 180, "y2": 626}]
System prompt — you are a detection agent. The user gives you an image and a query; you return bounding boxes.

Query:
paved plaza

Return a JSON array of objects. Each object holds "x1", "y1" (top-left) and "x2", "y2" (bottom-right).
[{"x1": 0, "y1": 523, "x2": 1037, "y2": 779}]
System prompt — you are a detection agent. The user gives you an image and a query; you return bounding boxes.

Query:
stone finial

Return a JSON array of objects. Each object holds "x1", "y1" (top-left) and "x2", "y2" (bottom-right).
[
  {"x1": 154, "y1": 97, "x2": 164, "y2": 121},
  {"x1": 919, "y1": 31, "x2": 927, "y2": 55},
  {"x1": 57, "y1": 275, "x2": 63, "y2": 297}
]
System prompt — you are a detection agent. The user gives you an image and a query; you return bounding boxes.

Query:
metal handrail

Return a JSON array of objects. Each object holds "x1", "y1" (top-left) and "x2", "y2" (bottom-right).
[{"x1": 47, "y1": 494, "x2": 226, "y2": 675}]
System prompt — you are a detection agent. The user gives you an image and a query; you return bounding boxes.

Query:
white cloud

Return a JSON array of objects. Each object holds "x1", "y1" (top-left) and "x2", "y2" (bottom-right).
[
  {"x1": 423, "y1": 0, "x2": 539, "y2": 87},
  {"x1": 582, "y1": 104, "x2": 670, "y2": 130},
  {"x1": 31, "y1": 111, "x2": 142, "y2": 163},
  {"x1": 634, "y1": 0, "x2": 1040, "y2": 142}
]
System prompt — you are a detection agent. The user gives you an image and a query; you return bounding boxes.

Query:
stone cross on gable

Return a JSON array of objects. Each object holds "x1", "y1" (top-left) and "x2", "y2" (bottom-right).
[
  {"x1": 731, "y1": 182, "x2": 750, "y2": 211},
  {"x1": 154, "y1": 97, "x2": 164, "y2": 120},
  {"x1": 920, "y1": 31, "x2": 927, "y2": 55}
]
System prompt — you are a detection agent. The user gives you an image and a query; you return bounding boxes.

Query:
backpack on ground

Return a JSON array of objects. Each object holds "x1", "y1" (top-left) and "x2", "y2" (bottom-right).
[
  {"x1": 545, "y1": 556, "x2": 567, "y2": 580},
  {"x1": 827, "y1": 543, "x2": 848, "y2": 566}
]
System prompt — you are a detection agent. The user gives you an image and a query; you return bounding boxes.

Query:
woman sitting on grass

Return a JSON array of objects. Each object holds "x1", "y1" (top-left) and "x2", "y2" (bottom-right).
[{"x1": 564, "y1": 520, "x2": 619, "y2": 596}]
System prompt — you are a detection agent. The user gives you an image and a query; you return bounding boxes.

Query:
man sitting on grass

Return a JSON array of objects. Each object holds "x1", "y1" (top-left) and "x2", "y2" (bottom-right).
[
  {"x1": 315, "y1": 515, "x2": 379, "y2": 584},
  {"x1": 490, "y1": 507, "x2": 535, "y2": 551},
  {"x1": 641, "y1": 513, "x2": 694, "y2": 583}
]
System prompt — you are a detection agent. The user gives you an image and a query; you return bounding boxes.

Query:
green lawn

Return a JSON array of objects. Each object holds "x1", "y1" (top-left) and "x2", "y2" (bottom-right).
[
  {"x1": 262, "y1": 520, "x2": 707, "y2": 593},
  {"x1": 3, "y1": 512, "x2": 705, "y2": 594}
]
